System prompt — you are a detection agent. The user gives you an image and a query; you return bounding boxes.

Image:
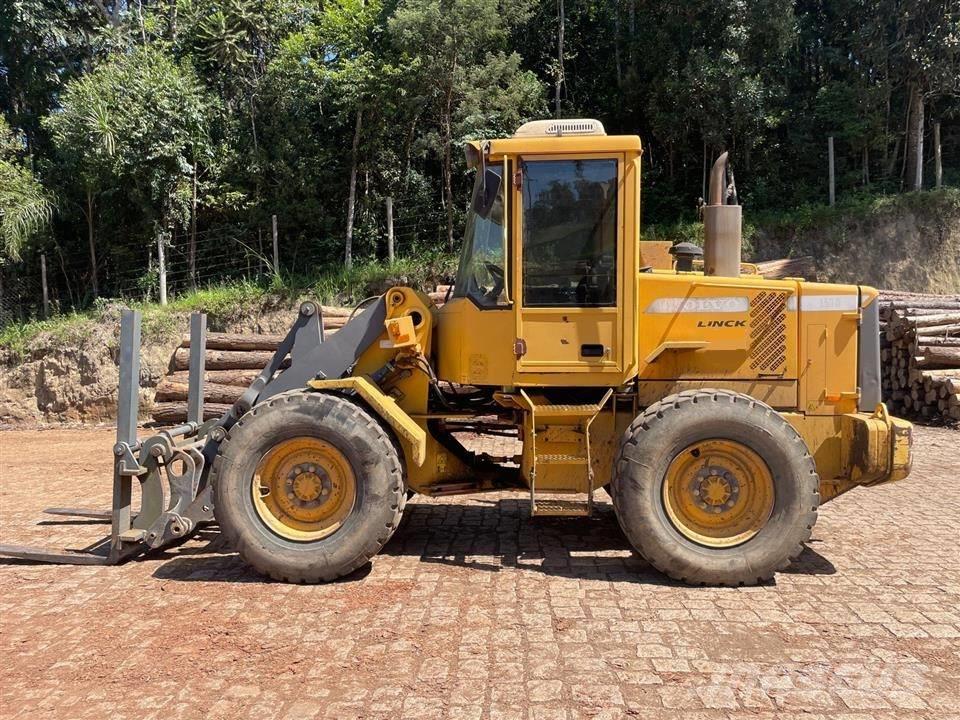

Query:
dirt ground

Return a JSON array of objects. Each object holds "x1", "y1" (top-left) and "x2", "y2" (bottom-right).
[{"x1": 1, "y1": 425, "x2": 959, "y2": 720}]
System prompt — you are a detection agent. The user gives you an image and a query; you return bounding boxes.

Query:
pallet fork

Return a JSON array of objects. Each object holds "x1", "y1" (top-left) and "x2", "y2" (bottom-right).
[{"x1": 0, "y1": 298, "x2": 388, "y2": 566}]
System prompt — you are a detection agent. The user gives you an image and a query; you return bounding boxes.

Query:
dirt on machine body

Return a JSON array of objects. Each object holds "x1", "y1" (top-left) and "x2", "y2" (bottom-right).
[{"x1": 0, "y1": 119, "x2": 913, "y2": 586}]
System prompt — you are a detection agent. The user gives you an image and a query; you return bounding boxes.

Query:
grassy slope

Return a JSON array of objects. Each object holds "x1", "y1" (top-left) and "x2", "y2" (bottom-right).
[{"x1": 0, "y1": 253, "x2": 458, "y2": 361}]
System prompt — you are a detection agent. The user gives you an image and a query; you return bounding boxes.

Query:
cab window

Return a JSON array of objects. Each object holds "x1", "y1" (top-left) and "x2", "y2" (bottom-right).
[
  {"x1": 521, "y1": 158, "x2": 618, "y2": 307},
  {"x1": 453, "y1": 164, "x2": 509, "y2": 308}
]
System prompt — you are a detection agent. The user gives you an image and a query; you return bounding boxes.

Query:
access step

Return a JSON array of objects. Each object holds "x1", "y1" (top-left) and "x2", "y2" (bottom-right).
[
  {"x1": 531, "y1": 497, "x2": 592, "y2": 517},
  {"x1": 536, "y1": 453, "x2": 590, "y2": 465},
  {"x1": 529, "y1": 402, "x2": 607, "y2": 418}
]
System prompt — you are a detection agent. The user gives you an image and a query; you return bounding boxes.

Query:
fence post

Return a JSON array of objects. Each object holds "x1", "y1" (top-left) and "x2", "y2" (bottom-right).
[
  {"x1": 386, "y1": 197, "x2": 395, "y2": 263},
  {"x1": 828, "y1": 135, "x2": 835, "y2": 206},
  {"x1": 157, "y1": 232, "x2": 168, "y2": 306},
  {"x1": 271, "y1": 214, "x2": 279, "y2": 276},
  {"x1": 934, "y1": 121, "x2": 943, "y2": 190},
  {"x1": 40, "y1": 253, "x2": 49, "y2": 318}
]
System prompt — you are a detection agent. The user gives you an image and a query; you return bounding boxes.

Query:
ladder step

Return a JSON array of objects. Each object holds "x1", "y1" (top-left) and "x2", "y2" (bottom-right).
[
  {"x1": 529, "y1": 402, "x2": 605, "y2": 418},
  {"x1": 536, "y1": 453, "x2": 589, "y2": 465},
  {"x1": 532, "y1": 498, "x2": 592, "y2": 517}
]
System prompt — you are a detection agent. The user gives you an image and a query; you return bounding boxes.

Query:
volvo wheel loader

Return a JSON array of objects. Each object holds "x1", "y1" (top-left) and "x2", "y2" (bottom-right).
[{"x1": 0, "y1": 118, "x2": 913, "y2": 586}]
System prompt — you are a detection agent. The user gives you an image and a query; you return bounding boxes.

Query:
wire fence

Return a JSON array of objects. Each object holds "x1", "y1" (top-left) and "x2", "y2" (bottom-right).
[{"x1": 0, "y1": 200, "x2": 451, "y2": 328}]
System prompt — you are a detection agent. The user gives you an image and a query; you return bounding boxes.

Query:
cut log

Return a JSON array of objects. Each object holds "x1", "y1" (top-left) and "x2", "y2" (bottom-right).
[
  {"x1": 164, "y1": 369, "x2": 263, "y2": 387},
  {"x1": 152, "y1": 402, "x2": 233, "y2": 424},
  {"x1": 915, "y1": 335, "x2": 960, "y2": 347},
  {"x1": 181, "y1": 332, "x2": 284, "y2": 351},
  {"x1": 155, "y1": 379, "x2": 246, "y2": 405},
  {"x1": 915, "y1": 345, "x2": 960, "y2": 367},
  {"x1": 913, "y1": 323, "x2": 960, "y2": 336},
  {"x1": 173, "y1": 348, "x2": 287, "y2": 371},
  {"x1": 880, "y1": 300, "x2": 960, "y2": 310}
]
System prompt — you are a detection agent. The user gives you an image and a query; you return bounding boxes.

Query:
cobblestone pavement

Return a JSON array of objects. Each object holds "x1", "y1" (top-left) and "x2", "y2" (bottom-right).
[{"x1": 1, "y1": 425, "x2": 959, "y2": 720}]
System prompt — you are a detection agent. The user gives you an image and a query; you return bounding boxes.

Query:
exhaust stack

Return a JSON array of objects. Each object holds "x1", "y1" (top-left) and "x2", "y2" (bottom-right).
[{"x1": 703, "y1": 152, "x2": 742, "y2": 277}]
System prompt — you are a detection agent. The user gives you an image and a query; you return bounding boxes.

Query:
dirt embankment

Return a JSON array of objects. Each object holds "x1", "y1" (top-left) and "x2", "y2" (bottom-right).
[
  {"x1": 0, "y1": 302, "x2": 308, "y2": 425},
  {"x1": 751, "y1": 191, "x2": 960, "y2": 293}
]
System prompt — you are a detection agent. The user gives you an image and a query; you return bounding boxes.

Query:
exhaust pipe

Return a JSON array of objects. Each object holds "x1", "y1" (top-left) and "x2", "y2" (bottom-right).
[{"x1": 703, "y1": 152, "x2": 742, "y2": 277}]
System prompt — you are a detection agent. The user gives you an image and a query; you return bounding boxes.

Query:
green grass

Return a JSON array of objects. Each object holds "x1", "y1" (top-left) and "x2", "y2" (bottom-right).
[{"x1": 0, "y1": 312, "x2": 100, "y2": 360}]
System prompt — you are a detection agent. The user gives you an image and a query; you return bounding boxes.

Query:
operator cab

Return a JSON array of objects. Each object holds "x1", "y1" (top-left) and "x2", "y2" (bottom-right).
[{"x1": 436, "y1": 119, "x2": 642, "y2": 387}]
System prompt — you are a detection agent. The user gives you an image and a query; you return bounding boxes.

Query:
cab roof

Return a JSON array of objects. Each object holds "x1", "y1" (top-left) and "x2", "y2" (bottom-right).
[{"x1": 465, "y1": 118, "x2": 642, "y2": 167}]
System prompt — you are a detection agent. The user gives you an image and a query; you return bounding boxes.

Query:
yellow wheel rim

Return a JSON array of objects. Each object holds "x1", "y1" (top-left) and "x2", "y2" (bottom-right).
[
  {"x1": 662, "y1": 439, "x2": 775, "y2": 548},
  {"x1": 252, "y1": 437, "x2": 357, "y2": 542}
]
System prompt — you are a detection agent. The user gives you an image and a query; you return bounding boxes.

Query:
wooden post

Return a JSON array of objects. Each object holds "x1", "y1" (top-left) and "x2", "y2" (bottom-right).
[
  {"x1": 271, "y1": 214, "x2": 279, "y2": 276},
  {"x1": 40, "y1": 253, "x2": 49, "y2": 318},
  {"x1": 934, "y1": 121, "x2": 942, "y2": 190},
  {"x1": 157, "y1": 232, "x2": 167, "y2": 306},
  {"x1": 828, "y1": 136, "x2": 836, "y2": 206},
  {"x1": 386, "y1": 196, "x2": 395, "y2": 264}
]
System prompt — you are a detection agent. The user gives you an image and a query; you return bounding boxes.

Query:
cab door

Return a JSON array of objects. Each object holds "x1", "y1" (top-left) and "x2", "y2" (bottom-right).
[{"x1": 514, "y1": 154, "x2": 625, "y2": 378}]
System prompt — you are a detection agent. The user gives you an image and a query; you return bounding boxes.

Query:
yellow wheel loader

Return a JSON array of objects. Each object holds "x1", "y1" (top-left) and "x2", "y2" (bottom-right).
[{"x1": 0, "y1": 119, "x2": 913, "y2": 586}]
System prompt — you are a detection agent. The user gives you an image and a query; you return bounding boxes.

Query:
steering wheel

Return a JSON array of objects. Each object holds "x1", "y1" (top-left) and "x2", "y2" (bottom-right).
[{"x1": 483, "y1": 262, "x2": 506, "y2": 301}]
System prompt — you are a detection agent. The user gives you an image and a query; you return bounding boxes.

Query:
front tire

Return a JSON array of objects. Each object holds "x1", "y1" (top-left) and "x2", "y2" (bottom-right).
[
  {"x1": 612, "y1": 389, "x2": 819, "y2": 586},
  {"x1": 211, "y1": 391, "x2": 406, "y2": 583}
]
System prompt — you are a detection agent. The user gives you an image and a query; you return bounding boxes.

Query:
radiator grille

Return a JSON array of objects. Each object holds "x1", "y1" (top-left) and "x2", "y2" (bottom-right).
[{"x1": 749, "y1": 291, "x2": 789, "y2": 373}]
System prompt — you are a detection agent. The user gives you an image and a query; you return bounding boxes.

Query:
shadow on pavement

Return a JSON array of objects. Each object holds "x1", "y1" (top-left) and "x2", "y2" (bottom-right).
[{"x1": 143, "y1": 497, "x2": 837, "y2": 585}]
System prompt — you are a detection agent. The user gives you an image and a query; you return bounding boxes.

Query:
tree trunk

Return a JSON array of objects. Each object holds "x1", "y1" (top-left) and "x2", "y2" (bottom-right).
[
  {"x1": 443, "y1": 88, "x2": 455, "y2": 251},
  {"x1": 189, "y1": 159, "x2": 198, "y2": 290},
  {"x1": 85, "y1": 187, "x2": 99, "y2": 297},
  {"x1": 556, "y1": 0, "x2": 565, "y2": 118},
  {"x1": 614, "y1": 0, "x2": 622, "y2": 89},
  {"x1": 701, "y1": 139, "x2": 708, "y2": 201},
  {"x1": 934, "y1": 121, "x2": 942, "y2": 189},
  {"x1": 55, "y1": 243, "x2": 76, "y2": 307},
  {"x1": 905, "y1": 83, "x2": 924, "y2": 191},
  {"x1": 828, "y1": 135, "x2": 835, "y2": 205},
  {"x1": 169, "y1": 0, "x2": 178, "y2": 40},
  {"x1": 344, "y1": 107, "x2": 363, "y2": 269},
  {"x1": 249, "y1": 94, "x2": 259, "y2": 157},
  {"x1": 886, "y1": 135, "x2": 901, "y2": 179}
]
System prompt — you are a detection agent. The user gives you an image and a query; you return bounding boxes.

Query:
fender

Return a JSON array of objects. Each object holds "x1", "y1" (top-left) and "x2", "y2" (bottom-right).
[{"x1": 307, "y1": 376, "x2": 427, "y2": 467}]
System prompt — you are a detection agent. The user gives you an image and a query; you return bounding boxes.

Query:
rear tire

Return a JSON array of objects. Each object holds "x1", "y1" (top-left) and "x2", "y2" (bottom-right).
[
  {"x1": 612, "y1": 389, "x2": 818, "y2": 586},
  {"x1": 211, "y1": 391, "x2": 406, "y2": 583}
]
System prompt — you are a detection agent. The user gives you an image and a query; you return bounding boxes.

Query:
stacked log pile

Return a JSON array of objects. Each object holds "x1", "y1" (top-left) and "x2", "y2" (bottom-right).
[
  {"x1": 151, "y1": 306, "x2": 353, "y2": 424},
  {"x1": 880, "y1": 291, "x2": 960, "y2": 422}
]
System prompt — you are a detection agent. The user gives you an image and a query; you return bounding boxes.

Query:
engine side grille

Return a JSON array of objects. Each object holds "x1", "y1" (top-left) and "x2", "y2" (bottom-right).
[{"x1": 749, "y1": 291, "x2": 789, "y2": 374}]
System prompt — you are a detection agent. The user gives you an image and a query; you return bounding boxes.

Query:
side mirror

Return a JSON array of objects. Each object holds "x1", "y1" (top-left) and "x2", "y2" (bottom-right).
[{"x1": 472, "y1": 169, "x2": 502, "y2": 219}]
